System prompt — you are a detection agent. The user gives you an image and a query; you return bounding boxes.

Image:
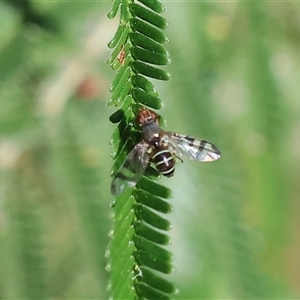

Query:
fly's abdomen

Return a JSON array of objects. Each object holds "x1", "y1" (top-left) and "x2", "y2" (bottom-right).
[{"x1": 151, "y1": 147, "x2": 175, "y2": 177}]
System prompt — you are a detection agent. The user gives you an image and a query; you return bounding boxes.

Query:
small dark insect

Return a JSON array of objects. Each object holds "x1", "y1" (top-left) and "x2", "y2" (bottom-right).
[{"x1": 111, "y1": 107, "x2": 221, "y2": 195}]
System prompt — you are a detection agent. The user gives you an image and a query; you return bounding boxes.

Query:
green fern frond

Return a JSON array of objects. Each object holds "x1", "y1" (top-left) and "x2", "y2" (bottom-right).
[
  {"x1": 52, "y1": 114, "x2": 109, "y2": 279},
  {"x1": 5, "y1": 162, "x2": 47, "y2": 299},
  {"x1": 106, "y1": 0, "x2": 175, "y2": 298}
]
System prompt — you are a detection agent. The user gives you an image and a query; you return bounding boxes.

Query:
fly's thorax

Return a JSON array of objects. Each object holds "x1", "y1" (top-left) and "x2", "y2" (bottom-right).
[{"x1": 141, "y1": 122, "x2": 161, "y2": 143}]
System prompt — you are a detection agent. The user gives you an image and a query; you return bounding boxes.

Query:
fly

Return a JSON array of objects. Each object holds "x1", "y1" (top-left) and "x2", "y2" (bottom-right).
[{"x1": 111, "y1": 107, "x2": 221, "y2": 195}]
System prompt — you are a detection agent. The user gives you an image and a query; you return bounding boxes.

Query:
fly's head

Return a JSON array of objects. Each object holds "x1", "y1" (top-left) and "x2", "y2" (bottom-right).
[{"x1": 136, "y1": 107, "x2": 159, "y2": 127}]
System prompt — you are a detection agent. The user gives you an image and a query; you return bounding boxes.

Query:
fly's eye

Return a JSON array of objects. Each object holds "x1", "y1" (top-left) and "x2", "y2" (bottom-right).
[
  {"x1": 150, "y1": 111, "x2": 159, "y2": 122},
  {"x1": 136, "y1": 116, "x2": 142, "y2": 124},
  {"x1": 136, "y1": 114, "x2": 145, "y2": 125}
]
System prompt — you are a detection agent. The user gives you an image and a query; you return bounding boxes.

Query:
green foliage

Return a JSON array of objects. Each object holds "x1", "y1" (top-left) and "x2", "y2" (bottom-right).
[
  {"x1": 5, "y1": 170, "x2": 47, "y2": 299},
  {"x1": 106, "y1": 0, "x2": 176, "y2": 298},
  {"x1": 0, "y1": 1, "x2": 300, "y2": 299}
]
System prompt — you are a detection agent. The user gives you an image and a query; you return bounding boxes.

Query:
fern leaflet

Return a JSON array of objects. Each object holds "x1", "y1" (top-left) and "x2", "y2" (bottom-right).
[{"x1": 106, "y1": 0, "x2": 176, "y2": 298}]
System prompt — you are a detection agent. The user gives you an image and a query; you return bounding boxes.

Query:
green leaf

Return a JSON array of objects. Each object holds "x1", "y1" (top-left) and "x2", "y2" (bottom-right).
[
  {"x1": 132, "y1": 74, "x2": 159, "y2": 97},
  {"x1": 129, "y1": 3, "x2": 168, "y2": 29},
  {"x1": 134, "y1": 222, "x2": 171, "y2": 245},
  {"x1": 133, "y1": 190, "x2": 173, "y2": 213},
  {"x1": 135, "y1": 282, "x2": 170, "y2": 299},
  {"x1": 136, "y1": 0, "x2": 165, "y2": 13},
  {"x1": 131, "y1": 46, "x2": 171, "y2": 65},
  {"x1": 107, "y1": 0, "x2": 121, "y2": 19},
  {"x1": 134, "y1": 235, "x2": 173, "y2": 260},
  {"x1": 137, "y1": 176, "x2": 173, "y2": 199},
  {"x1": 130, "y1": 32, "x2": 168, "y2": 54},
  {"x1": 6, "y1": 174, "x2": 47, "y2": 299},
  {"x1": 106, "y1": 0, "x2": 175, "y2": 298},
  {"x1": 134, "y1": 204, "x2": 171, "y2": 230},
  {"x1": 132, "y1": 87, "x2": 164, "y2": 109},
  {"x1": 108, "y1": 24, "x2": 127, "y2": 48},
  {"x1": 134, "y1": 250, "x2": 172, "y2": 273},
  {"x1": 130, "y1": 18, "x2": 169, "y2": 44},
  {"x1": 106, "y1": 25, "x2": 130, "y2": 67},
  {"x1": 132, "y1": 61, "x2": 171, "y2": 81},
  {"x1": 109, "y1": 57, "x2": 132, "y2": 93},
  {"x1": 138, "y1": 267, "x2": 175, "y2": 294},
  {"x1": 109, "y1": 109, "x2": 125, "y2": 124},
  {"x1": 108, "y1": 68, "x2": 132, "y2": 106}
]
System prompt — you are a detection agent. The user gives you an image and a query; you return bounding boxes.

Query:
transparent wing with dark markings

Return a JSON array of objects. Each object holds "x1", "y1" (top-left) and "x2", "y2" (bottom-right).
[
  {"x1": 167, "y1": 132, "x2": 221, "y2": 162},
  {"x1": 111, "y1": 142, "x2": 150, "y2": 195}
]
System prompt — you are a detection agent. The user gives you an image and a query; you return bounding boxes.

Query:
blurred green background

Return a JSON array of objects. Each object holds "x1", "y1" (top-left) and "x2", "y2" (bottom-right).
[{"x1": 0, "y1": 1, "x2": 300, "y2": 299}]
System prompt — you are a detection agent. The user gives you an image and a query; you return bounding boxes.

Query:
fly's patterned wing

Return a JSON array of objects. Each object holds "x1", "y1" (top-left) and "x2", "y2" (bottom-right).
[
  {"x1": 111, "y1": 142, "x2": 150, "y2": 195},
  {"x1": 168, "y1": 132, "x2": 221, "y2": 162}
]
